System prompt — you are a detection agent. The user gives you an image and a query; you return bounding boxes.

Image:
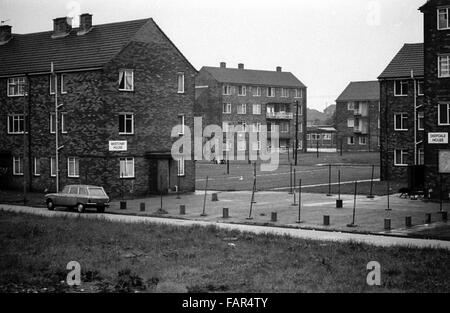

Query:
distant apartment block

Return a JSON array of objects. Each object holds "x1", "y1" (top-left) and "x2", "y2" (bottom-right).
[
  {"x1": 306, "y1": 126, "x2": 337, "y2": 150},
  {"x1": 335, "y1": 81, "x2": 380, "y2": 152},
  {"x1": 195, "y1": 63, "x2": 307, "y2": 157}
]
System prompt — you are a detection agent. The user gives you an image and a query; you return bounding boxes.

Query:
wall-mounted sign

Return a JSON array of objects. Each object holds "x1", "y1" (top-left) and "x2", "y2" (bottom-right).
[
  {"x1": 428, "y1": 133, "x2": 448, "y2": 144},
  {"x1": 439, "y1": 150, "x2": 450, "y2": 174},
  {"x1": 109, "y1": 141, "x2": 127, "y2": 151}
]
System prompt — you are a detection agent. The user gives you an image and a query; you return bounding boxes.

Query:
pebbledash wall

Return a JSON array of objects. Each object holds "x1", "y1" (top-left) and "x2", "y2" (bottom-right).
[{"x1": 0, "y1": 18, "x2": 197, "y2": 197}]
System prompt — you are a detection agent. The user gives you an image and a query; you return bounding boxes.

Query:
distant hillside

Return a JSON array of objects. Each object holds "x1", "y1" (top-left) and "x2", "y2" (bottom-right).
[{"x1": 307, "y1": 105, "x2": 336, "y2": 126}]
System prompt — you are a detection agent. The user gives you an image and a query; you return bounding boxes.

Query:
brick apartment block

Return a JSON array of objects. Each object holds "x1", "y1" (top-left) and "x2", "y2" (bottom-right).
[
  {"x1": 335, "y1": 81, "x2": 380, "y2": 153},
  {"x1": 195, "y1": 63, "x2": 307, "y2": 158},
  {"x1": 0, "y1": 15, "x2": 197, "y2": 197}
]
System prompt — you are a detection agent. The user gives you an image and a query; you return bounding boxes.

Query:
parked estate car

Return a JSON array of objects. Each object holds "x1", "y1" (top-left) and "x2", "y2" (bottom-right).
[{"x1": 45, "y1": 185, "x2": 110, "y2": 213}]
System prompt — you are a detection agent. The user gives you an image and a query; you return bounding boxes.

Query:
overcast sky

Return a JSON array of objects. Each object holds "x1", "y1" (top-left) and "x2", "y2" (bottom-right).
[{"x1": 1, "y1": 0, "x2": 425, "y2": 111}]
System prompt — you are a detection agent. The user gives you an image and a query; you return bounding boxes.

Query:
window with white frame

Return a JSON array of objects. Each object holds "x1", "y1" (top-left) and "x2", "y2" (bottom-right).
[
  {"x1": 222, "y1": 84, "x2": 232, "y2": 95},
  {"x1": 253, "y1": 86, "x2": 261, "y2": 97},
  {"x1": 418, "y1": 148, "x2": 425, "y2": 165},
  {"x1": 281, "y1": 88, "x2": 289, "y2": 98},
  {"x1": 294, "y1": 89, "x2": 302, "y2": 98},
  {"x1": 178, "y1": 115, "x2": 185, "y2": 135},
  {"x1": 347, "y1": 102, "x2": 355, "y2": 111},
  {"x1": 119, "y1": 113, "x2": 134, "y2": 134},
  {"x1": 50, "y1": 75, "x2": 57, "y2": 95},
  {"x1": 439, "y1": 103, "x2": 450, "y2": 125},
  {"x1": 438, "y1": 55, "x2": 450, "y2": 78},
  {"x1": 417, "y1": 80, "x2": 424, "y2": 96},
  {"x1": 348, "y1": 136, "x2": 355, "y2": 145},
  {"x1": 119, "y1": 70, "x2": 134, "y2": 91},
  {"x1": 394, "y1": 80, "x2": 408, "y2": 96},
  {"x1": 237, "y1": 139, "x2": 246, "y2": 151},
  {"x1": 177, "y1": 157, "x2": 185, "y2": 176},
  {"x1": 177, "y1": 73, "x2": 185, "y2": 93},
  {"x1": 50, "y1": 113, "x2": 67, "y2": 134},
  {"x1": 252, "y1": 123, "x2": 261, "y2": 132},
  {"x1": 418, "y1": 112, "x2": 424, "y2": 130},
  {"x1": 13, "y1": 157, "x2": 23, "y2": 176},
  {"x1": 311, "y1": 134, "x2": 320, "y2": 140},
  {"x1": 280, "y1": 122, "x2": 289, "y2": 133},
  {"x1": 394, "y1": 113, "x2": 408, "y2": 130},
  {"x1": 50, "y1": 113, "x2": 56, "y2": 134},
  {"x1": 7, "y1": 77, "x2": 27, "y2": 97},
  {"x1": 306, "y1": 134, "x2": 311, "y2": 140},
  {"x1": 61, "y1": 113, "x2": 67, "y2": 133},
  {"x1": 238, "y1": 85, "x2": 246, "y2": 96},
  {"x1": 61, "y1": 74, "x2": 67, "y2": 94},
  {"x1": 7, "y1": 114, "x2": 25, "y2": 134},
  {"x1": 237, "y1": 103, "x2": 246, "y2": 114},
  {"x1": 394, "y1": 150, "x2": 408, "y2": 166},
  {"x1": 252, "y1": 104, "x2": 261, "y2": 115},
  {"x1": 67, "y1": 157, "x2": 79, "y2": 178},
  {"x1": 50, "y1": 157, "x2": 56, "y2": 177},
  {"x1": 347, "y1": 118, "x2": 354, "y2": 128},
  {"x1": 438, "y1": 7, "x2": 450, "y2": 30},
  {"x1": 359, "y1": 136, "x2": 367, "y2": 145},
  {"x1": 119, "y1": 157, "x2": 135, "y2": 178},
  {"x1": 223, "y1": 103, "x2": 231, "y2": 114},
  {"x1": 34, "y1": 157, "x2": 41, "y2": 176},
  {"x1": 267, "y1": 87, "x2": 275, "y2": 97},
  {"x1": 323, "y1": 133, "x2": 331, "y2": 140}
]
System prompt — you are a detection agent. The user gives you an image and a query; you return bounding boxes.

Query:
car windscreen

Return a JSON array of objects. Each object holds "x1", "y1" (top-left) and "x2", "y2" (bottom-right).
[{"x1": 88, "y1": 188, "x2": 106, "y2": 197}]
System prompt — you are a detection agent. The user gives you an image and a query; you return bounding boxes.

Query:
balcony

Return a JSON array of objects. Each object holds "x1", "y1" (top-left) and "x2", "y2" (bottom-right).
[
  {"x1": 354, "y1": 124, "x2": 368, "y2": 134},
  {"x1": 354, "y1": 104, "x2": 369, "y2": 117},
  {"x1": 266, "y1": 112, "x2": 293, "y2": 120}
]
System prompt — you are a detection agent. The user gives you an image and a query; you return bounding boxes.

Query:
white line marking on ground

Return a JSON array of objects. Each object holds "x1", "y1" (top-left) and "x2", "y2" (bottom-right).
[{"x1": 269, "y1": 179, "x2": 381, "y2": 191}]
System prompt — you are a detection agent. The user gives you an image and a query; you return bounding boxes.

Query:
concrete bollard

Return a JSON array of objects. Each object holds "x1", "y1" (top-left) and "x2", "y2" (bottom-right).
[
  {"x1": 223, "y1": 208, "x2": 229, "y2": 219},
  {"x1": 140, "y1": 202, "x2": 145, "y2": 212},
  {"x1": 336, "y1": 199, "x2": 343, "y2": 209},
  {"x1": 211, "y1": 193, "x2": 219, "y2": 202},
  {"x1": 323, "y1": 215, "x2": 330, "y2": 226},
  {"x1": 405, "y1": 216, "x2": 412, "y2": 228},
  {"x1": 426, "y1": 213, "x2": 432, "y2": 224},
  {"x1": 442, "y1": 211, "x2": 448, "y2": 222},
  {"x1": 271, "y1": 212, "x2": 277, "y2": 222},
  {"x1": 384, "y1": 218, "x2": 391, "y2": 230},
  {"x1": 179, "y1": 205, "x2": 186, "y2": 215},
  {"x1": 120, "y1": 201, "x2": 127, "y2": 210}
]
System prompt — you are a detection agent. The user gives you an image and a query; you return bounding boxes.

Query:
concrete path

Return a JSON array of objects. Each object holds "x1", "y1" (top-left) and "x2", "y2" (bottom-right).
[{"x1": 1, "y1": 204, "x2": 450, "y2": 251}]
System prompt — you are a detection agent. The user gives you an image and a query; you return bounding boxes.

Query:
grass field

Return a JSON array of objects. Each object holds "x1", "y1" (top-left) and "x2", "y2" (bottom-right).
[{"x1": 1, "y1": 211, "x2": 449, "y2": 293}]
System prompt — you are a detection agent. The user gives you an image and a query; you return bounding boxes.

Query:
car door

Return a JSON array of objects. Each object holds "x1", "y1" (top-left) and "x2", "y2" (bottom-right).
[
  {"x1": 66, "y1": 186, "x2": 79, "y2": 207},
  {"x1": 78, "y1": 187, "x2": 89, "y2": 205},
  {"x1": 55, "y1": 186, "x2": 70, "y2": 206}
]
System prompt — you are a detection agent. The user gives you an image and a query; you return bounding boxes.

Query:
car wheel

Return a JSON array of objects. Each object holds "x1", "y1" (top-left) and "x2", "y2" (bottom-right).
[
  {"x1": 47, "y1": 200, "x2": 55, "y2": 211},
  {"x1": 97, "y1": 206, "x2": 105, "y2": 213},
  {"x1": 76, "y1": 203, "x2": 85, "y2": 213}
]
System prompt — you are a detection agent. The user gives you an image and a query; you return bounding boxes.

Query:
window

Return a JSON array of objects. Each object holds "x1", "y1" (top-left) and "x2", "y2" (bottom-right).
[
  {"x1": 438, "y1": 55, "x2": 450, "y2": 78},
  {"x1": 67, "y1": 157, "x2": 79, "y2": 178},
  {"x1": 119, "y1": 113, "x2": 134, "y2": 134},
  {"x1": 418, "y1": 112, "x2": 424, "y2": 130},
  {"x1": 50, "y1": 75, "x2": 56, "y2": 95},
  {"x1": 238, "y1": 85, "x2": 246, "y2": 96},
  {"x1": 177, "y1": 157, "x2": 185, "y2": 176},
  {"x1": 237, "y1": 122, "x2": 247, "y2": 132},
  {"x1": 120, "y1": 158, "x2": 135, "y2": 178},
  {"x1": 61, "y1": 74, "x2": 67, "y2": 94},
  {"x1": 7, "y1": 114, "x2": 25, "y2": 134},
  {"x1": 222, "y1": 84, "x2": 232, "y2": 95},
  {"x1": 253, "y1": 87, "x2": 261, "y2": 97},
  {"x1": 417, "y1": 80, "x2": 424, "y2": 96},
  {"x1": 50, "y1": 113, "x2": 67, "y2": 134},
  {"x1": 311, "y1": 134, "x2": 320, "y2": 140},
  {"x1": 439, "y1": 103, "x2": 450, "y2": 125},
  {"x1": 223, "y1": 103, "x2": 231, "y2": 114},
  {"x1": 347, "y1": 118, "x2": 354, "y2": 128},
  {"x1": 252, "y1": 141, "x2": 261, "y2": 151},
  {"x1": 178, "y1": 115, "x2": 185, "y2": 135},
  {"x1": 252, "y1": 123, "x2": 261, "y2": 132},
  {"x1": 347, "y1": 102, "x2": 355, "y2": 111},
  {"x1": 294, "y1": 89, "x2": 302, "y2": 98},
  {"x1": 7, "y1": 77, "x2": 27, "y2": 97},
  {"x1": 306, "y1": 134, "x2": 311, "y2": 140},
  {"x1": 119, "y1": 70, "x2": 134, "y2": 91},
  {"x1": 237, "y1": 104, "x2": 247, "y2": 114},
  {"x1": 224, "y1": 140, "x2": 232, "y2": 151},
  {"x1": 267, "y1": 87, "x2": 275, "y2": 97},
  {"x1": 394, "y1": 150, "x2": 408, "y2": 166},
  {"x1": 50, "y1": 157, "x2": 56, "y2": 177},
  {"x1": 253, "y1": 104, "x2": 261, "y2": 115},
  {"x1": 394, "y1": 113, "x2": 408, "y2": 130},
  {"x1": 280, "y1": 122, "x2": 289, "y2": 133},
  {"x1": 222, "y1": 122, "x2": 230, "y2": 133},
  {"x1": 50, "y1": 113, "x2": 56, "y2": 134},
  {"x1": 394, "y1": 80, "x2": 408, "y2": 96},
  {"x1": 177, "y1": 73, "x2": 185, "y2": 93},
  {"x1": 359, "y1": 137, "x2": 367, "y2": 145},
  {"x1": 323, "y1": 133, "x2": 331, "y2": 140},
  {"x1": 418, "y1": 148, "x2": 425, "y2": 165},
  {"x1": 281, "y1": 88, "x2": 289, "y2": 98},
  {"x1": 348, "y1": 136, "x2": 355, "y2": 145},
  {"x1": 237, "y1": 140, "x2": 247, "y2": 151},
  {"x1": 13, "y1": 157, "x2": 23, "y2": 176},
  {"x1": 34, "y1": 158, "x2": 41, "y2": 176},
  {"x1": 438, "y1": 7, "x2": 450, "y2": 30},
  {"x1": 61, "y1": 113, "x2": 67, "y2": 133}
]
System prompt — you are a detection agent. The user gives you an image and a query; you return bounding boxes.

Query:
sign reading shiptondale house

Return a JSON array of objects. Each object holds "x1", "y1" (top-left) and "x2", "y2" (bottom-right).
[{"x1": 428, "y1": 133, "x2": 449, "y2": 144}]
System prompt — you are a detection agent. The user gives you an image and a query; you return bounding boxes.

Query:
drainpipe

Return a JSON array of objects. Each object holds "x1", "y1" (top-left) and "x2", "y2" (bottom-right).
[{"x1": 412, "y1": 70, "x2": 417, "y2": 165}]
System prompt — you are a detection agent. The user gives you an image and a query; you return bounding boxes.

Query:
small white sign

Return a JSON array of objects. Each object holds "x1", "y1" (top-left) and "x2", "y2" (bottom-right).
[
  {"x1": 109, "y1": 141, "x2": 127, "y2": 151},
  {"x1": 439, "y1": 150, "x2": 450, "y2": 174},
  {"x1": 428, "y1": 133, "x2": 448, "y2": 144}
]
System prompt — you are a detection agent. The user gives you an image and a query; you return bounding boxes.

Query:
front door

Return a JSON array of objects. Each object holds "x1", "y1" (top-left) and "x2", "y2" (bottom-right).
[{"x1": 157, "y1": 159, "x2": 170, "y2": 194}]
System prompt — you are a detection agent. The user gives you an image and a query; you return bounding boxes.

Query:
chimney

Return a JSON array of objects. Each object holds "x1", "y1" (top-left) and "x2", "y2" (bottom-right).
[
  {"x1": 276, "y1": 66, "x2": 282, "y2": 72},
  {"x1": 52, "y1": 17, "x2": 72, "y2": 38},
  {"x1": 0, "y1": 25, "x2": 12, "y2": 45},
  {"x1": 238, "y1": 63, "x2": 244, "y2": 70},
  {"x1": 220, "y1": 62, "x2": 226, "y2": 68},
  {"x1": 77, "y1": 13, "x2": 93, "y2": 35}
]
